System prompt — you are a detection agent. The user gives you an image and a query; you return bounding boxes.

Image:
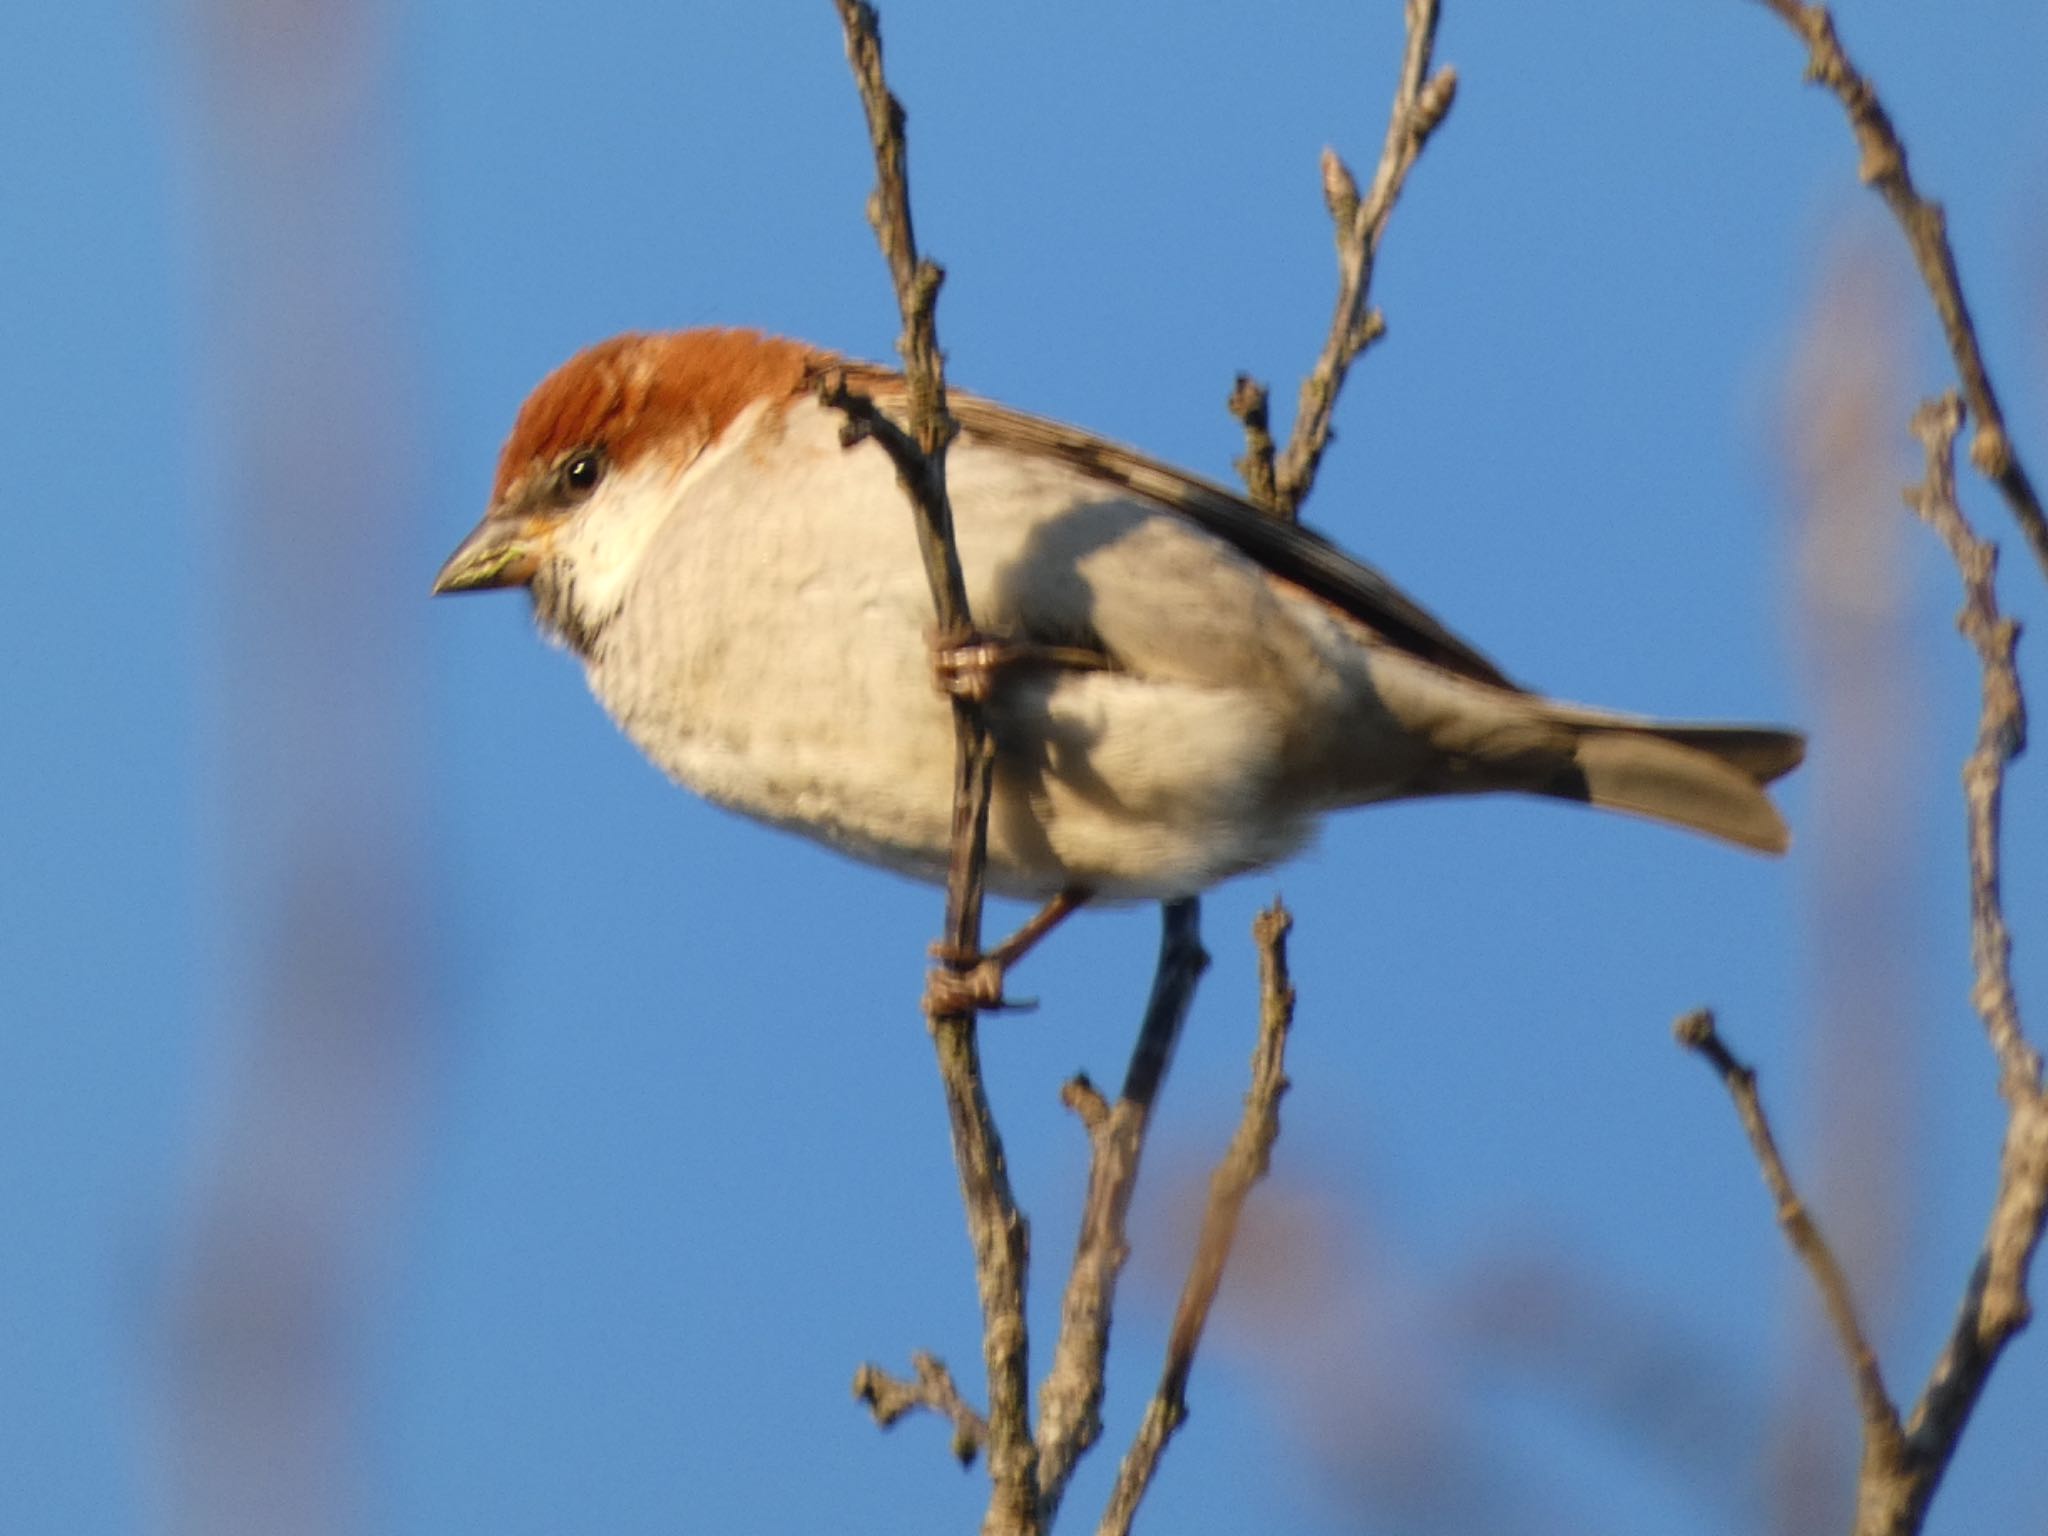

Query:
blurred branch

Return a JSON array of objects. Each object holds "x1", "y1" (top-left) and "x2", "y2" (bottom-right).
[
  {"x1": 1778, "y1": 236, "x2": 1920, "y2": 1530},
  {"x1": 1231, "y1": 0, "x2": 1455, "y2": 520},
  {"x1": 168, "y1": 2, "x2": 429, "y2": 1530},
  {"x1": 1101, "y1": 902, "x2": 1297, "y2": 1536},
  {"x1": 1747, "y1": 0, "x2": 2048, "y2": 584},
  {"x1": 1035, "y1": 900, "x2": 1209, "y2": 1521},
  {"x1": 827, "y1": 5, "x2": 1035, "y2": 1531}
]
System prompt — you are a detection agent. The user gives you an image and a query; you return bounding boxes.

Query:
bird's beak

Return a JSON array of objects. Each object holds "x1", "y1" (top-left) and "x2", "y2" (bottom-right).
[{"x1": 431, "y1": 512, "x2": 544, "y2": 595}]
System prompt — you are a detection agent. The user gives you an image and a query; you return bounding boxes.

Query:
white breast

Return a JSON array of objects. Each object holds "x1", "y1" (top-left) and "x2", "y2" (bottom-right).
[{"x1": 578, "y1": 397, "x2": 1326, "y2": 899}]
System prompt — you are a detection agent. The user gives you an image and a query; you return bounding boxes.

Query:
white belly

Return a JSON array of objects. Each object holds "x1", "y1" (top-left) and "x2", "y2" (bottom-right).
[{"x1": 576, "y1": 407, "x2": 1317, "y2": 899}]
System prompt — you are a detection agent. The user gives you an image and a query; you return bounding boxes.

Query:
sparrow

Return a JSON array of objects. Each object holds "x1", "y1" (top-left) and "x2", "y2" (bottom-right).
[{"x1": 435, "y1": 328, "x2": 1801, "y2": 954}]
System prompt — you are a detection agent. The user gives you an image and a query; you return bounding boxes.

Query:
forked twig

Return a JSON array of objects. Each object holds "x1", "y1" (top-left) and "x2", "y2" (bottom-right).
[
  {"x1": 854, "y1": 1351, "x2": 990, "y2": 1467},
  {"x1": 1034, "y1": 900, "x2": 1209, "y2": 1521},
  {"x1": 1089, "y1": 8, "x2": 1454, "y2": 1517},
  {"x1": 1100, "y1": 903, "x2": 1297, "y2": 1536},
  {"x1": 1231, "y1": 0, "x2": 1456, "y2": 520}
]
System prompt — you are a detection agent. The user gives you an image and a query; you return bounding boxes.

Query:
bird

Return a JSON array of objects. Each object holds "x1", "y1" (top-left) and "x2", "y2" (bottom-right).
[{"x1": 434, "y1": 328, "x2": 1802, "y2": 994}]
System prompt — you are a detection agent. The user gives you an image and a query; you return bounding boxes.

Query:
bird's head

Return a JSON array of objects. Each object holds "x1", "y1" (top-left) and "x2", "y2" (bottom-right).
[{"x1": 432, "y1": 328, "x2": 818, "y2": 653}]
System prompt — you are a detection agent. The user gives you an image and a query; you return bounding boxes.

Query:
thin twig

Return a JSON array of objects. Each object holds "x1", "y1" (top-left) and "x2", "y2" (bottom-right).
[
  {"x1": 925, "y1": 1017, "x2": 1037, "y2": 1535},
  {"x1": 1242, "y1": 0, "x2": 1455, "y2": 520},
  {"x1": 829, "y1": 5, "x2": 1036, "y2": 1531},
  {"x1": 1035, "y1": 900, "x2": 1209, "y2": 1521},
  {"x1": 826, "y1": 2, "x2": 989, "y2": 945},
  {"x1": 1891, "y1": 396, "x2": 2048, "y2": 1528},
  {"x1": 831, "y1": 1, "x2": 955, "y2": 482},
  {"x1": 1226, "y1": 375, "x2": 1278, "y2": 513},
  {"x1": 1748, "y1": 0, "x2": 2048, "y2": 584},
  {"x1": 1673, "y1": 1010, "x2": 1904, "y2": 1466},
  {"x1": 1100, "y1": 902, "x2": 1297, "y2": 1536},
  {"x1": 1903, "y1": 396, "x2": 2037, "y2": 1106},
  {"x1": 854, "y1": 1351, "x2": 991, "y2": 1466}
]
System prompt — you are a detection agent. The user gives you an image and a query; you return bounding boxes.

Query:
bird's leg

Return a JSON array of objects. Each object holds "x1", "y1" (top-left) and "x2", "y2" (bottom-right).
[
  {"x1": 929, "y1": 630, "x2": 1109, "y2": 704},
  {"x1": 925, "y1": 887, "x2": 1093, "y2": 1015}
]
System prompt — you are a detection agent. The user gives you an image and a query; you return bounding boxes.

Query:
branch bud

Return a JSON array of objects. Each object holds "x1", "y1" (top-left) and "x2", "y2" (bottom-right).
[{"x1": 1320, "y1": 147, "x2": 1361, "y2": 228}]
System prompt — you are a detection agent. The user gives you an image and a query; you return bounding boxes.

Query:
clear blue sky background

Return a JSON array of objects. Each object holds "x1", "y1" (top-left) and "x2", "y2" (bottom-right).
[{"x1": 4, "y1": 2, "x2": 2045, "y2": 1533}]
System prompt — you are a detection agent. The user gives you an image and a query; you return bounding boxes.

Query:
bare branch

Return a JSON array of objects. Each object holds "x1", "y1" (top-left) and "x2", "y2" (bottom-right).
[
  {"x1": 826, "y1": 2, "x2": 992, "y2": 960},
  {"x1": 1100, "y1": 902, "x2": 1297, "y2": 1536},
  {"x1": 1735, "y1": 11, "x2": 2048, "y2": 1529},
  {"x1": 1896, "y1": 1101, "x2": 2048, "y2": 1532},
  {"x1": 1675, "y1": 1009, "x2": 1904, "y2": 1471},
  {"x1": 1678, "y1": 399, "x2": 2045, "y2": 1535},
  {"x1": 1903, "y1": 396, "x2": 2038, "y2": 1105},
  {"x1": 1035, "y1": 900, "x2": 1209, "y2": 1520},
  {"x1": 828, "y1": 6, "x2": 1035, "y2": 1530},
  {"x1": 922, "y1": 1016, "x2": 1037, "y2": 1535},
  {"x1": 1892, "y1": 396, "x2": 2048, "y2": 1516},
  {"x1": 855, "y1": 1351, "x2": 990, "y2": 1467},
  {"x1": 1244, "y1": 0, "x2": 1455, "y2": 520},
  {"x1": 1748, "y1": 0, "x2": 2048, "y2": 584}
]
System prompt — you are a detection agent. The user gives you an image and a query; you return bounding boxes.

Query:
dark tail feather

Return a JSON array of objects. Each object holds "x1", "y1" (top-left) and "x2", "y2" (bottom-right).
[{"x1": 1567, "y1": 722, "x2": 1804, "y2": 854}]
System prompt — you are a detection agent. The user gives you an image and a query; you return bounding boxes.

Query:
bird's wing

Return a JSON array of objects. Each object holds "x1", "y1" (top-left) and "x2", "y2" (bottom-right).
[{"x1": 818, "y1": 362, "x2": 1516, "y2": 691}]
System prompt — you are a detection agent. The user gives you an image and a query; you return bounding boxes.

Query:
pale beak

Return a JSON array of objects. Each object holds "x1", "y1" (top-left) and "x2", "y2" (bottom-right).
[{"x1": 432, "y1": 513, "x2": 544, "y2": 595}]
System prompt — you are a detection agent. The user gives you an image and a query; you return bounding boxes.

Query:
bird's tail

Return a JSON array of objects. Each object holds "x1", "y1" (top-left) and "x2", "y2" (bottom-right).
[{"x1": 1547, "y1": 712, "x2": 1805, "y2": 854}]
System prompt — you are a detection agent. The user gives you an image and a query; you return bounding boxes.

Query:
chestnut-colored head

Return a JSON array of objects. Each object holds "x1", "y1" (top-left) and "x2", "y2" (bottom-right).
[
  {"x1": 488, "y1": 329, "x2": 817, "y2": 510},
  {"x1": 432, "y1": 329, "x2": 821, "y2": 648}
]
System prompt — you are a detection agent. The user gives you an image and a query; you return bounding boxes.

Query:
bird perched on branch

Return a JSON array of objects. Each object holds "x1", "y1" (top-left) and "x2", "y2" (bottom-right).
[{"x1": 435, "y1": 328, "x2": 1801, "y2": 972}]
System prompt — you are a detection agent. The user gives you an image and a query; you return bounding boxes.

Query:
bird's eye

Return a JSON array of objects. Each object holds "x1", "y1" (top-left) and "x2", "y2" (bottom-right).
[{"x1": 560, "y1": 448, "x2": 607, "y2": 498}]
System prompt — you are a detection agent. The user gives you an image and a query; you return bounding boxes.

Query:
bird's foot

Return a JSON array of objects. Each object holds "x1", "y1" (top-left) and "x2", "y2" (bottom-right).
[
  {"x1": 930, "y1": 633, "x2": 1107, "y2": 703},
  {"x1": 921, "y1": 888, "x2": 1092, "y2": 1017},
  {"x1": 923, "y1": 954, "x2": 1035, "y2": 1017}
]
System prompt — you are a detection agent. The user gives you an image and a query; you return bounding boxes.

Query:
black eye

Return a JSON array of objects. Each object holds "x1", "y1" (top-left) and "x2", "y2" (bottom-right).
[{"x1": 560, "y1": 448, "x2": 607, "y2": 498}]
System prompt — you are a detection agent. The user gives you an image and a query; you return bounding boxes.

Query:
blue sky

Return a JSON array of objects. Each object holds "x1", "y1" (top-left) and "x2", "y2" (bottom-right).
[{"x1": 3, "y1": 1, "x2": 2045, "y2": 1532}]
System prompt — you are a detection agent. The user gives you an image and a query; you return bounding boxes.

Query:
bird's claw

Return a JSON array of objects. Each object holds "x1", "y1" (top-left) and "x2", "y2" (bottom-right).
[
  {"x1": 923, "y1": 955, "x2": 1038, "y2": 1017},
  {"x1": 930, "y1": 638, "x2": 1013, "y2": 704},
  {"x1": 930, "y1": 634, "x2": 1106, "y2": 703}
]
